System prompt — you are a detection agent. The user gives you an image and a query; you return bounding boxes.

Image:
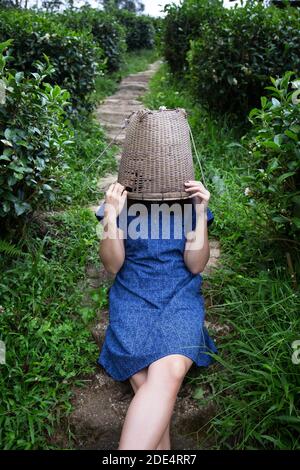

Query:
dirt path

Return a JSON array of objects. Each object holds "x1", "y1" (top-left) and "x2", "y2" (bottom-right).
[{"x1": 56, "y1": 60, "x2": 224, "y2": 450}]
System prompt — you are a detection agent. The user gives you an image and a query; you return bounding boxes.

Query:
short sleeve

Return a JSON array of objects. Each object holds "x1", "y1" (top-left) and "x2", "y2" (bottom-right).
[
  {"x1": 95, "y1": 201, "x2": 105, "y2": 222},
  {"x1": 95, "y1": 201, "x2": 122, "y2": 228},
  {"x1": 191, "y1": 204, "x2": 214, "y2": 230},
  {"x1": 207, "y1": 206, "x2": 214, "y2": 227}
]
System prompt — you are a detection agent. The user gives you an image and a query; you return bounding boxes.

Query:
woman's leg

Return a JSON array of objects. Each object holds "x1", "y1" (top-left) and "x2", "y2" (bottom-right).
[
  {"x1": 128, "y1": 368, "x2": 171, "y2": 450},
  {"x1": 118, "y1": 354, "x2": 193, "y2": 450}
]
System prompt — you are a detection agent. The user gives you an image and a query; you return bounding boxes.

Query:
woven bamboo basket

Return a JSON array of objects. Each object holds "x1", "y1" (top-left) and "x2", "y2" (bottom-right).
[{"x1": 117, "y1": 107, "x2": 196, "y2": 201}]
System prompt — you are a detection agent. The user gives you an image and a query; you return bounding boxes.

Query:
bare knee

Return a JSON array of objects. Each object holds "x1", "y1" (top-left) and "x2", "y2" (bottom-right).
[
  {"x1": 149, "y1": 355, "x2": 190, "y2": 387},
  {"x1": 168, "y1": 357, "x2": 189, "y2": 383}
]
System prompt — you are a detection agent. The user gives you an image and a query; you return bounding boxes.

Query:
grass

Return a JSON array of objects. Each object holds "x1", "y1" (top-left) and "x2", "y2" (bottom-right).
[
  {"x1": 196, "y1": 267, "x2": 300, "y2": 450},
  {"x1": 47, "y1": 113, "x2": 119, "y2": 210},
  {"x1": 0, "y1": 209, "x2": 109, "y2": 449},
  {"x1": 142, "y1": 62, "x2": 300, "y2": 450}
]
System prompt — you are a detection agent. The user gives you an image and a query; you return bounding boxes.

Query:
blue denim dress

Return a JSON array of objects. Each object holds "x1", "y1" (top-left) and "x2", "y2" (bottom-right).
[{"x1": 95, "y1": 199, "x2": 218, "y2": 382}]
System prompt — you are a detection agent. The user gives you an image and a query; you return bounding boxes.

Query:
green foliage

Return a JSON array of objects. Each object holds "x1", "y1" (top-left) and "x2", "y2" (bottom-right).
[
  {"x1": 0, "y1": 8, "x2": 103, "y2": 114},
  {"x1": 0, "y1": 42, "x2": 74, "y2": 223},
  {"x1": 0, "y1": 208, "x2": 108, "y2": 449},
  {"x1": 58, "y1": 6, "x2": 127, "y2": 73},
  {"x1": 187, "y1": 1, "x2": 300, "y2": 117},
  {"x1": 150, "y1": 15, "x2": 164, "y2": 52},
  {"x1": 0, "y1": 239, "x2": 25, "y2": 257},
  {"x1": 200, "y1": 268, "x2": 300, "y2": 450},
  {"x1": 114, "y1": 8, "x2": 156, "y2": 51},
  {"x1": 49, "y1": 113, "x2": 118, "y2": 209},
  {"x1": 161, "y1": 0, "x2": 225, "y2": 76},
  {"x1": 162, "y1": 0, "x2": 300, "y2": 119},
  {"x1": 241, "y1": 71, "x2": 300, "y2": 241}
]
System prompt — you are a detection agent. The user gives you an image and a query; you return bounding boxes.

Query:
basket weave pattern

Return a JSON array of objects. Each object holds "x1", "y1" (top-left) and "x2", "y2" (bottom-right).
[{"x1": 117, "y1": 107, "x2": 195, "y2": 201}]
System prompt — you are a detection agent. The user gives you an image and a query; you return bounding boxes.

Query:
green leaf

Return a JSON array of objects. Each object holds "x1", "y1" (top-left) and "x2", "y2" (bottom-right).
[
  {"x1": 28, "y1": 415, "x2": 35, "y2": 445},
  {"x1": 272, "y1": 215, "x2": 289, "y2": 224},
  {"x1": 291, "y1": 89, "x2": 300, "y2": 105},
  {"x1": 260, "y1": 96, "x2": 267, "y2": 107},
  {"x1": 271, "y1": 97, "x2": 281, "y2": 108},
  {"x1": 274, "y1": 134, "x2": 284, "y2": 146},
  {"x1": 15, "y1": 72, "x2": 24, "y2": 84},
  {"x1": 14, "y1": 201, "x2": 31, "y2": 216},
  {"x1": 0, "y1": 39, "x2": 14, "y2": 55},
  {"x1": 193, "y1": 387, "x2": 205, "y2": 400},
  {"x1": 284, "y1": 130, "x2": 298, "y2": 142},
  {"x1": 274, "y1": 415, "x2": 300, "y2": 424},
  {"x1": 261, "y1": 141, "x2": 280, "y2": 150},
  {"x1": 291, "y1": 217, "x2": 300, "y2": 229},
  {"x1": 276, "y1": 171, "x2": 295, "y2": 184},
  {"x1": 1, "y1": 139, "x2": 13, "y2": 147}
]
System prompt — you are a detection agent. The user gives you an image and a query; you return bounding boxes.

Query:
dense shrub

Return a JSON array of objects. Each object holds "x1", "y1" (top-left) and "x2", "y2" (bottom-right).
[
  {"x1": 0, "y1": 208, "x2": 105, "y2": 449},
  {"x1": 240, "y1": 71, "x2": 300, "y2": 242},
  {"x1": 161, "y1": 0, "x2": 226, "y2": 76},
  {"x1": 162, "y1": 0, "x2": 300, "y2": 118},
  {"x1": 114, "y1": 9, "x2": 156, "y2": 51},
  {"x1": 0, "y1": 8, "x2": 104, "y2": 114},
  {"x1": 151, "y1": 15, "x2": 164, "y2": 52},
  {"x1": 187, "y1": 1, "x2": 300, "y2": 117},
  {"x1": 0, "y1": 41, "x2": 74, "y2": 226},
  {"x1": 58, "y1": 6, "x2": 127, "y2": 73}
]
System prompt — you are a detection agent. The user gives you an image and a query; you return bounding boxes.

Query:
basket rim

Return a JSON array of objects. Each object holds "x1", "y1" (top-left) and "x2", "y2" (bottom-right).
[
  {"x1": 126, "y1": 191, "x2": 194, "y2": 201},
  {"x1": 137, "y1": 108, "x2": 186, "y2": 113}
]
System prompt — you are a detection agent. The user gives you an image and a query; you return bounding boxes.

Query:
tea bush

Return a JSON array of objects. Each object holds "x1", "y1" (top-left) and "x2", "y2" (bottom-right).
[
  {"x1": 241, "y1": 71, "x2": 300, "y2": 242},
  {"x1": 0, "y1": 41, "x2": 74, "y2": 225},
  {"x1": 0, "y1": 8, "x2": 104, "y2": 114},
  {"x1": 58, "y1": 6, "x2": 127, "y2": 73},
  {"x1": 114, "y1": 9, "x2": 156, "y2": 51},
  {"x1": 162, "y1": 0, "x2": 300, "y2": 119},
  {"x1": 161, "y1": 0, "x2": 226, "y2": 76},
  {"x1": 187, "y1": 1, "x2": 300, "y2": 117}
]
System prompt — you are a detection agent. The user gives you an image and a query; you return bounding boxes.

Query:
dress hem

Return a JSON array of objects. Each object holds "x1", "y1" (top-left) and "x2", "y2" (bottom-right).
[{"x1": 97, "y1": 349, "x2": 217, "y2": 382}]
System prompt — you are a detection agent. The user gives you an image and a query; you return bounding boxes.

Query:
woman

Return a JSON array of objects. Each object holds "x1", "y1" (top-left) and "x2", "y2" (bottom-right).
[{"x1": 96, "y1": 178, "x2": 218, "y2": 450}]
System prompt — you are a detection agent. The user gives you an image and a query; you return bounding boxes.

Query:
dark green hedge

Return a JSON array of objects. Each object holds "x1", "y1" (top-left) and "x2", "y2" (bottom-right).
[
  {"x1": 0, "y1": 40, "x2": 74, "y2": 225},
  {"x1": 241, "y1": 71, "x2": 300, "y2": 241},
  {"x1": 161, "y1": 0, "x2": 225, "y2": 76},
  {"x1": 187, "y1": 1, "x2": 300, "y2": 116},
  {"x1": 0, "y1": 8, "x2": 104, "y2": 115},
  {"x1": 162, "y1": 0, "x2": 300, "y2": 119},
  {"x1": 114, "y1": 9, "x2": 156, "y2": 51},
  {"x1": 57, "y1": 6, "x2": 127, "y2": 73}
]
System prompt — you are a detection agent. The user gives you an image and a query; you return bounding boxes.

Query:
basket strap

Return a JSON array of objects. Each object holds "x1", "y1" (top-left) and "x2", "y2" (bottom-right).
[
  {"x1": 84, "y1": 109, "x2": 142, "y2": 171},
  {"x1": 187, "y1": 120, "x2": 207, "y2": 188},
  {"x1": 84, "y1": 120, "x2": 127, "y2": 172}
]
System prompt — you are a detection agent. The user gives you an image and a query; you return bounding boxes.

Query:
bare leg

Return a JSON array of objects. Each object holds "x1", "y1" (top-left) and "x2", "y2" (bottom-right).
[
  {"x1": 128, "y1": 368, "x2": 171, "y2": 450},
  {"x1": 118, "y1": 354, "x2": 193, "y2": 450}
]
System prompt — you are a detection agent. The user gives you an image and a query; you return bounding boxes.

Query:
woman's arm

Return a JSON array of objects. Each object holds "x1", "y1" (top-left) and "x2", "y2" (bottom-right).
[
  {"x1": 183, "y1": 181, "x2": 211, "y2": 274},
  {"x1": 98, "y1": 182, "x2": 127, "y2": 275},
  {"x1": 183, "y1": 206, "x2": 210, "y2": 274}
]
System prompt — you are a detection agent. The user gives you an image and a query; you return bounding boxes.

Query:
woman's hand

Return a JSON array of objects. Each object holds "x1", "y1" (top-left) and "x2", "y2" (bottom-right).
[
  {"x1": 104, "y1": 182, "x2": 127, "y2": 218},
  {"x1": 183, "y1": 180, "x2": 211, "y2": 274},
  {"x1": 184, "y1": 180, "x2": 210, "y2": 210},
  {"x1": 99, "y1": 182, "x2": 127, "y2": 275}
]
